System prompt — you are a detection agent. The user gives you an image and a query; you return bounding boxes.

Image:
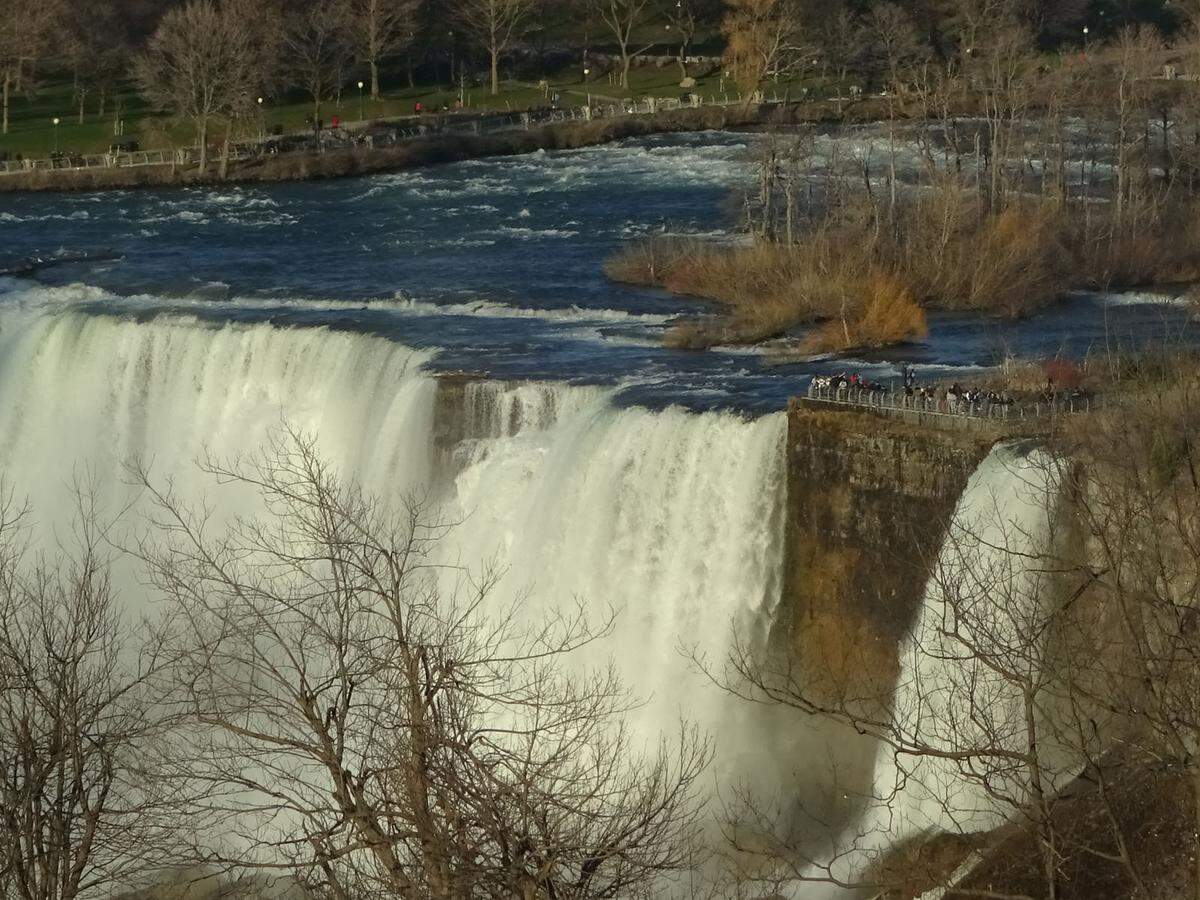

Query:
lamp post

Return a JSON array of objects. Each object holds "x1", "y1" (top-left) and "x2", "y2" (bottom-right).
[
  {"x1": 357, "y1": 80, "x2": 365, "y2": 121},
  {"x1": 52, "y1": 117, "x2": 60, "y2": 154},
  {"x1": 257, "y1": 96, "x2": 264, "y2": 139}
]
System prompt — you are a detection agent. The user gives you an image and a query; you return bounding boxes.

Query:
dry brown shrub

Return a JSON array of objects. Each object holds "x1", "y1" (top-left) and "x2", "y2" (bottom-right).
[
  {"x1": 1043, "y1": 357, "x2": 1085, "y2": 390},
  {"x1": 858, "y1": 273, "x2": 928, "y2": 345},
  {"x1": 900, "y1": 194, "x2": 1069, "y2": 316},
  {"x1": 801, "y1": 273, "x2": 927, "y2": 354},
  {"x1": 603, "y1": 237, "x2": 696, "y2": 285}
]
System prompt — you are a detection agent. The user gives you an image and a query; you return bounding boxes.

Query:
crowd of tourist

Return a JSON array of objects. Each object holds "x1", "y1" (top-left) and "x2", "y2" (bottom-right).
[{"x1": 808, "y1": 366, "x2": 1095, "y2": 418}]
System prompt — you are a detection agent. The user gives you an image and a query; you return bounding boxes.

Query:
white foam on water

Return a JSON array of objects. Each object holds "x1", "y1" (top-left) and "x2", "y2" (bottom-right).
[
  {"x1": 1096, "y1": 289, "x2": 1191, "y2": 307},
  {"x1": 0, "y1": 296, "x2": 790, "y2": 835}
]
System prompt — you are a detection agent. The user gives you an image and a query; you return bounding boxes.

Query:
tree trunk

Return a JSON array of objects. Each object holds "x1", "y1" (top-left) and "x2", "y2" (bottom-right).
[
  {"x1": 99, "y1": 87, "x2": 107, "y2": 118},
  {"x1": 621, "y1": 52, "x2": 632, "y2": 89},
  {"x1": 197, "y1": 117, "x2": 209, "y2": 176},
  {"x1": 219, "y1": 121, "x2": 231, "y2": 180},
  {"x1": 1193, "y1": 765, "x2": 1200, "y2": 900},
  {"x1": 490, "y1": 47, "x2": 500, "y2": 96},
  {"x1": 370, "y1": 59, "x2": 381, "y2": 100},
  {"x1": 1025, "y1": 693, "x2": 1058, "y2": 900},
  {"x1": 2, "y1": 72, "x2": 9, "y2": 136},
  {"x1": 676, "y1": 44, "x2": 688, "y2": 80}
]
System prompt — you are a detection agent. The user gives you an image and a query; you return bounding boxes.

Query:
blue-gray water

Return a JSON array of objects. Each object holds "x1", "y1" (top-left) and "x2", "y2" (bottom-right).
[{"x1": 2, "y1": 130, "x2": 1193, "y2": 412}]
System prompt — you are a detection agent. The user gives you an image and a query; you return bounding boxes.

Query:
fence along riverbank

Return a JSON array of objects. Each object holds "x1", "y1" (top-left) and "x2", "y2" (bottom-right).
[
  {"x1": 0, "y1": 91, "x2": 913, "y2": 192},
  {"x1": 0, "y1": 94, "x2": 757, "y2": 178}
]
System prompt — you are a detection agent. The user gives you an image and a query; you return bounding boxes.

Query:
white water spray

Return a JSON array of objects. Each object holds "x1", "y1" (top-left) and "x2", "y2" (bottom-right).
[
  {"x1": 0, "y1": 303, "x2": 788, "y2": 778},
  {"x1": 805, "y1": 442, "x2": 1064, "y2": 896}
]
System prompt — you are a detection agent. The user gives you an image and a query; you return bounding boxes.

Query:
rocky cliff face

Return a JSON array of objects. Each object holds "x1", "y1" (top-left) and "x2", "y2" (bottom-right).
[{"x1": 779, "y1": 401, "x2": 994, "y2": 707}]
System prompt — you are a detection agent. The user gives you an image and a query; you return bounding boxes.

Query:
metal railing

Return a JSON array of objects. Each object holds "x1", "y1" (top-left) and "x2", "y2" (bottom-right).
[
  {"x1": 0, "y1": 146, "x2": 266, "y2": 175},
  {"x1": 0, "y1": 91, "x2": 765, "y2": 178},
  {"x1": 804, "y1": 383, "x2": 1098, "y2": 427}
]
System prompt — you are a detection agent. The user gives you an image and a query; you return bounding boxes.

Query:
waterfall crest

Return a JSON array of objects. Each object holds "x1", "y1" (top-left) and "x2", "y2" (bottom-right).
[{"x1": 0, "y1": 306, "x2": 789, "y2": 773}]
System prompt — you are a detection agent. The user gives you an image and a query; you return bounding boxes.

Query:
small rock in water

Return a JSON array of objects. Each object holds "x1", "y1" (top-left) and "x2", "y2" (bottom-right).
[{"x1": 518, "y1": 208, "x2": 531, "y2": 218}]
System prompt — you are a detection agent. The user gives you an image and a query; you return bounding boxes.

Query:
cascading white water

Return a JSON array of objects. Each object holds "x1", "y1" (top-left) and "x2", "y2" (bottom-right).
[
  {"x1": 0, "y1": 309, "x2": 439, "y2": 519},
  {"x1": 0, "y1": 297, "x2": 1077, "y2": 897},
  {"x1": 805, "y1": 442, "x2": 1065, "y2": 897},
  {"x1": 447, "y1": 379, "x2": 788, "y2": 767},
  {"x1": 876, "y1": 441, "x2": 1064, "y2": 839},
  {"x1": 0, "y1": 303, "x2": 789, "y2": 784}
]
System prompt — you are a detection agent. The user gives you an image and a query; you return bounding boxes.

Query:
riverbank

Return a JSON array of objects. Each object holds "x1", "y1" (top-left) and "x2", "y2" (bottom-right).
[{"x1": 0, "y1": 97, "x2": 898, "y2": 194}]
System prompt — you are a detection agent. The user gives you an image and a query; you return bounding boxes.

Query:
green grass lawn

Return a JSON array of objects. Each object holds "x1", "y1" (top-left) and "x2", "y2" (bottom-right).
[{"x1": 0, "y1": 63, "x2": 830, "y2": 160}]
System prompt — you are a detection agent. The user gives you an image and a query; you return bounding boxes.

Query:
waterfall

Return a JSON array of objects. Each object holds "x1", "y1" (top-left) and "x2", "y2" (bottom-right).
[
  {"x1": 0, "y1": 309, "x2": 439, "y2": 517},
  {"x1": 877, "y1": 441, "x2": 1064, "y2": 838},
  {"x1": 807, "y1": 442, "x2": 1065, "y2": 896},
  {"x1": 0, "y1": 303, "x2": 789, "y2": 780},
  {"x1": 0, "y1": 297, "x2": 1088, "y2": 895},
  {"x1": 446, "y1": 379, "x2": 788, "y2": 762}
]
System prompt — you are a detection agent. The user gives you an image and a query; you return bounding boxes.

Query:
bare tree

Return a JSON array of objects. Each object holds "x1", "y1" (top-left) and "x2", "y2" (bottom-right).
[
  {"x1": 135, "y1": 0, "x2": 260, "y2": 175},
  {"x1": 0, "y1": 486, "x2": 184, "y2": 900},
  {"x1": 868, "y1": 1, "x2": 924, "y2": 91},
  {"x1": 134, "y1": 430, "x2": 711, "y2": 900},
  {"x1": 0, "y1": 0, "x2": 62, "y2": 135},
  {"x1": 591, "y1": 0, "x2": 663, "y2": 89},
  {"x1": 818, "y1": 4, "x2": 868, "y2": 88},
  {"x1": 720, "y1": 0, "x2": 808, "y2": 101},
  {"x1": 341, "y1": 0, "x2": 420, "y2": 100},
  {"x1": 62, "y1": 1, "x2": 131, "y2": 128},
  {"x1": 1103, "y1": 27, "x2": 1164, "y2": 235},
  {"x1": 665, "y1": 0, "x2": 720, "y2": 81},
  {"x1": 1052, "y1": 372, "x2": 1200, "y2": 900},
  {"x1": 699, "y1": 445, "x2": 1110, "y2": 899},
  {"x1": 455, "y1": 0, "x2": 534, "y2": 95},
  {"x1": 283, "y1": 0, "x2": 353, "y2": 119}
]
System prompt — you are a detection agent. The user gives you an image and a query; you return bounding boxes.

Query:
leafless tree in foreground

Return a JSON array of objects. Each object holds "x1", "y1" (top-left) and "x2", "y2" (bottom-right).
[
  {"x1": 134, "y1": 429, "x2": 711, "y2": 900},
  {"x1": 696, "y1": 446, "x2": 1140, "y2": 900},
  {"x1": 0, "y1": 485, "x2": 184, "y2": 900},
  {"x1": 1055, "y1": 375, "x2": 1200, "y2": 900}
]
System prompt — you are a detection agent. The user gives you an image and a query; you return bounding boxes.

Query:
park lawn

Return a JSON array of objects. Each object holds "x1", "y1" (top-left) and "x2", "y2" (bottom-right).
[
  {"x1": 0, "y1": 63, "x2": 829, "y2": 160},
  {"x1": 0, "y1": 77, "x2": 571, "y2": 158}
]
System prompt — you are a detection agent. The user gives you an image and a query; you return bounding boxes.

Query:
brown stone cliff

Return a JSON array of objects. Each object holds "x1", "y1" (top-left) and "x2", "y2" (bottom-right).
[{"x1": 779, "y1": 400, "x2": 994, "y2": 707}]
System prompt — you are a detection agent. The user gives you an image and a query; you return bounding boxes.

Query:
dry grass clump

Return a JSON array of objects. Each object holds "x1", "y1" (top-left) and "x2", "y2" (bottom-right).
[
  {"x1": 802, "y1": 273, "x2": 927, "y2": 354},
  {"x1": 602, "y1": 237, "x2": 698, "y2": 286}
]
